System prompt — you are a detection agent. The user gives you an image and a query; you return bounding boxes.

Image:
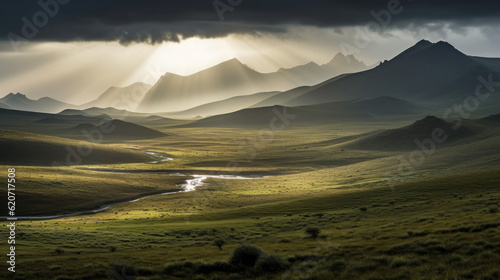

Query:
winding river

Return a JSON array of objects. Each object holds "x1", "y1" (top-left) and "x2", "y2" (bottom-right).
[
  {"x1": 2, "y1": 172, "x2": 260, "y2": 221},
  {"x1": 1, "y1": 150, "x2": 267, "y2": 220}
]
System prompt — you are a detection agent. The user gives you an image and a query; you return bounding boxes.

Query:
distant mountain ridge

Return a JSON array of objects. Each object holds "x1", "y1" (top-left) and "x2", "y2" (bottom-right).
[
  {"x1": 137, "y1": 54, "x2": 369, "y2": 112},
  {"x1": 284, "y1": 40, "x2": 500, "y2": 107},
  {"x1": 5, "y1": 40, "x2": 500, "y2": 118},
  {"x1": 185, "y1": 96, "x2": 426, "y2": 127},
  {"x1": 0, "y1": 93, "x2": 77, "y2": 113},
  {"x1": 163, "y1": 91, "x2": 281, "y2": 119},
  {"x1": 81, "y1": 82, "x2": 152, "y2": 110}
]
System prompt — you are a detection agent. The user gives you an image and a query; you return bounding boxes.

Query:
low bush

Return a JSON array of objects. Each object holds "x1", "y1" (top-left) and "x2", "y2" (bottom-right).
[
  {"x1": 329, "y1": 259, "x2": 347, "y2": 273},
  {"x1": 229, "y1": 245, "x2": 263, "y2": 267}
]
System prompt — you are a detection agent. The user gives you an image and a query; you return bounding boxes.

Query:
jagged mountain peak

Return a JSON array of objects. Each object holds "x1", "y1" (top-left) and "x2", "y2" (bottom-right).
[
  {"x1": 3, "y1": 92, "x2": 28, "y2": 100},
  {"x1": 325, "y1": 53, "x2": 367, "y2": 68}
]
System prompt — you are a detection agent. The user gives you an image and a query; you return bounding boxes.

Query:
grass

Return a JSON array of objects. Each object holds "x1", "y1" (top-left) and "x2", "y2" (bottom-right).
[
  {"x1": 0, "y1": 130, "x2": 154, "y2": 166},
  {"x1": 0, "y1": 124, "x2": 499, "y2": 279},
  {"x1": 2, "y1": 168, "x2": 499, "y2": 279},
  {"x1": 6, "y1": 166, "x2": 185, "y2": 215}
]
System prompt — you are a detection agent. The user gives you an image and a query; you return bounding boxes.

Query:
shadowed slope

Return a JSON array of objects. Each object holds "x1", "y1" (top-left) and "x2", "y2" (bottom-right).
[
  {"x1": 0, "y1": 130, "x2": 153, "y2": 166},
  {"x1": 345, "y1": 116, "x2": 481, "y2": 150}
]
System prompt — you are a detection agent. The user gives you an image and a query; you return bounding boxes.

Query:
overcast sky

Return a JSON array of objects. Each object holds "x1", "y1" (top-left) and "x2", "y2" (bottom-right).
[{"x1": 1, "y1": 0, "x2": 500, "y2": 104}]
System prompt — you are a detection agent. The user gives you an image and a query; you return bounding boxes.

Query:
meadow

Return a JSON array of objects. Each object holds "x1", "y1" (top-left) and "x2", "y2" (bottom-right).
[{"x1": 1, "y1": 122, "x2": 500, "y2": 280}]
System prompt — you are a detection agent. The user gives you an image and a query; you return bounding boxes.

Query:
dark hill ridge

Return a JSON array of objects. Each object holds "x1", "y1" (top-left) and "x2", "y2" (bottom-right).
[
  {"x1": 345, "y1": 116, "x2": 477, "y2": 150},
  {"x1": 285, "y1": 40, "x2": 499, "y2": 107},
  {"x1": 482, "y1": 114, "x2": 500, "y2": 122},
  {"x1": 184, "y1": 97, "x2": 425, "y2": 128},
  {"x1": 310, "y1": 96, "x2": 425, "y2": 116},
  {"x1": 64, "y1": 120, "x2": 168, "y2": 140},
  {"x1": 71, "y1": 123, "x2": 96, "y2": 131},
  {"x1": 35, "y1": 117, "x2": 73, "y2": 124},
  {"x1": 59, "y1": 107, "x2": 131, "y2": 118},
  {"x1": 0, "y1": 108, "x2": 169, "y2": 141},
  {"x1": 58, "y1": 109, "x2": 91, "y2": 117},
  {"x1": 96, "y1": 120, "x2": 167, "y2": 139},
  {"x1": 0, "y1": 130, "x2": 152, "y2": 166}
]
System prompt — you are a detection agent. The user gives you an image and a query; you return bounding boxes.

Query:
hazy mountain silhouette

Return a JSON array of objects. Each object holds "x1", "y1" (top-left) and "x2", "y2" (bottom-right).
[
  {"x1": 60, "y1": 107, "x2": 133, "y2": 118},
  {"x1": 81, "y1": 82, "x2": 152, "y2": 111},
  {"x1": 58, "y1": 109, "x2": 92, "y2": 117},
  {"x1": 59, "y1": 107, "x2": 185, "y2": 127},
  {"x1": 323, "y1": 53, "x2": 368, "y2": 75},
  {"x1": 250, "y1": 74, "x2": 349, "y2": 108},
  {"x1": 185, "y1": 96, "x2": 425, "y2": 127},
  {"x1": 0, "y1": 93, "x2": 76, "y2": 113},
  {"x1": 285, "y1": 40, "x2": 500, "y2": 107},
  {"x1": 164, "y1": 91, "x2": 280, "y2": 119},
  {"x1": 137, "y1": 54, "x2": 368, "y2": 112}
]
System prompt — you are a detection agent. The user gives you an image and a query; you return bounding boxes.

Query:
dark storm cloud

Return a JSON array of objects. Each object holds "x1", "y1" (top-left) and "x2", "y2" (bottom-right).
[{"x1": 1, "y1": 0, "x2": 499, "y2": 45}]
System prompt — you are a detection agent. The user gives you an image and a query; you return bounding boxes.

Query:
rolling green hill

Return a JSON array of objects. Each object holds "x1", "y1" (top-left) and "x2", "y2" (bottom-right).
[{"x1": 0, "y1": 130, "x2": 153, "y2": 165}]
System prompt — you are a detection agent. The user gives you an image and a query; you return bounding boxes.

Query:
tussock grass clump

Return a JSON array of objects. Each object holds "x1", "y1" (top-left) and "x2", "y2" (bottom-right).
[
  {"x1": 349, "y1": 260, "x2": 378, "y2": 273},
  {"x1": 370, "y1": 256, "x2": 390, "y2": 266},
  {"x1": 162, "y1": 262, "x2": 195, "y2": 277},
  {"x1": 229, "y1": 245, "x2": 263, "y2": 267},
  {"x1": 54, "y1": 276, "x2": 74, "y2": 280},
  {"x1": 109, "y1": 262, "x2": 137, "y2": 279},
  {"x1": 288, "y1": 254, "x2": 324, "y2": 262},
  {"x1": 305, "y1": 227, "x2": 321, "y2": 238},
  {"x1": 479, "y1": 251, "x2": 498, "y2": 261},
  {"x1": 385, "y1": 242, "x2": 417, "y2": 255},
  {"x1": 195, "y1": 261, "x2": 234, "y2": 274},
  {"x1": 255, "y1": 254, "x2": 289, "y2": 273},
  {"x1": 444, "y1": 254, "x2": 464, "y2": 265},
  {"x1": 328, "y1": 259, "x2": 347, "y2": 273},
  {"x1": 55, "y1": 248, "x2": 65, "y2": 255}
]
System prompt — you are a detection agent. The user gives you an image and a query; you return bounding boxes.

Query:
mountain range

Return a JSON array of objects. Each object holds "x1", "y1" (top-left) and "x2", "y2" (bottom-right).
[
  {"x1": 3, "y1": 40, "x2": 500, "y2": 121},
  {"x1": 0, "y1": 93, "x2": 76, "y2": 113},
  {"x1": 136, "y1": 54, "x2": 368, "y2": 112},
  {"x1": 279, "y1": 40, "x2": 500, "y2": 107},
  {"x1": 185, "y1": 96, "x2": 427, "y2": 128},
  {"x1": 80, "y1": 82, "x2": 152, "y2": 110},
  {"x1": 0, "y1": 54, "x2": 367, "y2": 114}
]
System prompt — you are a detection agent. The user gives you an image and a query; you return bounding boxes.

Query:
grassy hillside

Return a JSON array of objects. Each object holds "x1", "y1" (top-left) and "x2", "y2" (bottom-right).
[
  {"x1": 345, "y1": 116, "x2": 488, "y2": 150},
  {"x1": 1, "y1": 113, "x2": 499, "y2": 279},
  {"x1": 0, "y1": 130, "x2": 153, "y2": 165},
  {"x1": 0, "y1": 108, "x2": 173, "y2": 142},
  {"x1": 4, "y1": 168, "x2": 499, "y2": 279},
  {"x1": 7, "y1": 166, "x2": 186, "y2": 215}
]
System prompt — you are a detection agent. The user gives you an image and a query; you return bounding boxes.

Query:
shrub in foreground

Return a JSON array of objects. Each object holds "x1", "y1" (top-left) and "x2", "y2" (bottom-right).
[{"x1": 229, "y1": 245, "x2": 263, "y2": 267}]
